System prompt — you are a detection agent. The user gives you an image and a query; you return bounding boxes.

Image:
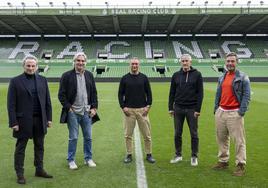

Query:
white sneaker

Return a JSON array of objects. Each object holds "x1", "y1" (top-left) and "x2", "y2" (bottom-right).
[
  {"x1": 191, "y1": 157, "x2": 198, "y2": 166},
  {"x1": 69, "y1": 161, "x2": 78, "y2": 170},
  {"x1": 85, "y1": 159, "x2": 96, "y2": 167},
  {"x1": 170, "y1": 156, "x2": 183, "y2": 164}
]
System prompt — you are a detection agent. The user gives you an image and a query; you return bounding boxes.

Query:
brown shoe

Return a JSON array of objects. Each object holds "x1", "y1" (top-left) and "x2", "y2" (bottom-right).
[
  {"x1": 212, "y1": 162, "x2": 229, "y2": 170},
  {"x1": 35, "y1": 169, "x2": 53, "y2": 178},
  {"x1": 233, "y1": 163, "x2": 245, "y2": 176},
  {"x1": 17, "y1": 175, "x2": 26, "y2": 184}
]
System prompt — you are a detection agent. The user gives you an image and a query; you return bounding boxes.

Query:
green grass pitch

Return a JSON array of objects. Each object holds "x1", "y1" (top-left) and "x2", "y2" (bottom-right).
[{"x1": 0, "y1": 82, "x2": 267, "y2": 188}]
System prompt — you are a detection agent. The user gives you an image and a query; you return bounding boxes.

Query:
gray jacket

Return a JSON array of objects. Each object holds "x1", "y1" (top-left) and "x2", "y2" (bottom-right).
[{"x1": 214, "y1": 70, "x2": 251, "y2": 116}]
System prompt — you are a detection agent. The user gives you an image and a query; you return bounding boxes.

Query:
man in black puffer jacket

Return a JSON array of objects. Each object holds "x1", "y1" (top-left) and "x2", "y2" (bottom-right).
[{"x1": 168, "y1": 54, "x2": 204, "y2": 166}]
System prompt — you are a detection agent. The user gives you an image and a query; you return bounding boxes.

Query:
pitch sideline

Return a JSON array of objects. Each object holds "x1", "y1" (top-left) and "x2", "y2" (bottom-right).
[{"x1": 134, "y1": 124, "x2": 148, "y2": 188}]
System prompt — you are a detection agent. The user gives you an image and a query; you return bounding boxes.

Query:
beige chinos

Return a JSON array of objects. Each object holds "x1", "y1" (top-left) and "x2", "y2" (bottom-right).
[
  {"x1": 215, "y1": 108, "x2": 246, "y2": 165},
  {"x1": 124, "y1": 108, "x2": 152, "y2": 154}
]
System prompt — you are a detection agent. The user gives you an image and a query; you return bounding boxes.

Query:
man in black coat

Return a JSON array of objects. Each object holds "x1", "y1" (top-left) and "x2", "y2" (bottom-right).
[
  {"x1": 7, "y1": 55, "x2": 53, "y2": 184},
  {"x1": 58, "y1": 52, "x2": 98, "y2": 170},
  {"x1": 168, "y1": 54, "x2": 204, "y2": 166}
]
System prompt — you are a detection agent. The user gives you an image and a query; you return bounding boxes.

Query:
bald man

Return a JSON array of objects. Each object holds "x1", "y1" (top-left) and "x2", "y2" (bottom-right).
[{"x1": 118, "y1": 58, "x2": 155, "y2": 164}]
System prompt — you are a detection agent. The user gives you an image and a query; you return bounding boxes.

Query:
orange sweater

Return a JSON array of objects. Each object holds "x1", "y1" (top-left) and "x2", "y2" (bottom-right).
[{"x1": 220, "y1": 72, "x2": 240, "y2": 110}]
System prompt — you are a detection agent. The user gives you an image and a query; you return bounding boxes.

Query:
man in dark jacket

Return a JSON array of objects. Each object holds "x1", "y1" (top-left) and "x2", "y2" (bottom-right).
[
  {"x1": 168, "y1": 54, "x2": 204, "y2": 166},
  {"x1": 58, "y1": 52, "x2": 98, "y2": 170},
  {"x1": 212, "y1": 52, "x2": 251, "y2": 176},
  {"x1": 7, "y1": 55, "x2": 53, "y2": 184}
]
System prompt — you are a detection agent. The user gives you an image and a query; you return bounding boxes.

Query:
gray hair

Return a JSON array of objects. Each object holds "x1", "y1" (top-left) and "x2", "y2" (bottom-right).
[
  {"x1": 22, "y1": 55, "x2": 38, "y2": 65},
  {"x1": 73, "y1": 52, "x2": 87, "y2": 63},
  {"x1": 129, "y1": 57, "x2": 140, "y2": 63},
  {"x1": 179, "y1": 54, "x2": 192, "y2": 61}
]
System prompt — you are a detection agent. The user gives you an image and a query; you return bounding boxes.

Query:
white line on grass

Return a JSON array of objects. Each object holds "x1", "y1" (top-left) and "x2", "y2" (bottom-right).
[{"x1": 134, "y1": 123, "x2": 148, "y2": 188}]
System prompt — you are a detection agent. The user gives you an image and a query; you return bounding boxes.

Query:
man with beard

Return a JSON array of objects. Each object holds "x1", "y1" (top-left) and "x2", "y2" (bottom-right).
[{"x1": 212, "y1": 52, "x2": 251, "y2": 176}]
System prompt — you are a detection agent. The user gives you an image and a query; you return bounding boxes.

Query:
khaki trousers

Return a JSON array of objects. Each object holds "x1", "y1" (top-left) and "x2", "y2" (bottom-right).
[
  {"x1": 124, "y1": 108, "x2": 152, "y2": 155},
  {"x1": 215, "y1": 108, "x2": 246, "y2": 165}
]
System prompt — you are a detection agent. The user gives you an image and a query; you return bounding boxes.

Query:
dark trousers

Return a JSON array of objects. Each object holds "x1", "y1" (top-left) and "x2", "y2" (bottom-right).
[
  {"x1": 174, "y1": 107, "x2": 199, "y2": 157},
  {"x1": 14, "y1": 116, "x2": 44, "y2": 176}
]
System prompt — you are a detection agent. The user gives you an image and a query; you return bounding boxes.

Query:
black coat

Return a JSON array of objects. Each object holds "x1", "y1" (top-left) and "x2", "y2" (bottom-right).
[
  {"x1": 7, "y1": 73, "x2": 52, "y2": 138},
  {"x1": 58, "y1": 69, "x2": 98, "y2": 123}
]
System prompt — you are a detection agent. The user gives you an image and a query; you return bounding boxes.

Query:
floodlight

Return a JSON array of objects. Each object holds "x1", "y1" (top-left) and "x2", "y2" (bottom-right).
[{"x1": 105, "y1": 1, "x2": 109, "y2": 8}]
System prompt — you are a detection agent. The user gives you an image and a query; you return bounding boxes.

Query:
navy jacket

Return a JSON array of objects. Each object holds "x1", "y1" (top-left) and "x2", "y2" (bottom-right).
[{"x1": 7, "y1": 73, "x2": 52, "y2": 138}]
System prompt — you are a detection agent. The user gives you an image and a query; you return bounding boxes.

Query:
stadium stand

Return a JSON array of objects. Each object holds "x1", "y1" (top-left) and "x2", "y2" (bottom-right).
[
  {"x1": 0, "y1": 5, "x2": 268, "y2": 80},
  {"x1": 0, "y1": 38, "x2": 268, "y2": 78},
  {"x1": 1, "y1": 38, "x2": 268, "y2": 59}
]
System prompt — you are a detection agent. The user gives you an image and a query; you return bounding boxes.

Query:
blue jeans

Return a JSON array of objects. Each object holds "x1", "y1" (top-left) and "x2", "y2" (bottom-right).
[{"x1": 67, "y1": 111, "x2": 92, "y2": 162}]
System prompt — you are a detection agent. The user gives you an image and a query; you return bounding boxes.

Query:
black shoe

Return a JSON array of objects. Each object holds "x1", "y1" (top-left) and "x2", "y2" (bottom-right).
[
  {"x1": 17, "y1": 175, "x2": 26, "y2": 184},
  {"x1": 35, "y1": 169, "x2": 53, "y2": 178},
  {"x1": 124, "y1": 154, "x2": 132, "y2": 163},
  {"x1": 146, "y1": 154, "x2": 156, "y2": 164}
]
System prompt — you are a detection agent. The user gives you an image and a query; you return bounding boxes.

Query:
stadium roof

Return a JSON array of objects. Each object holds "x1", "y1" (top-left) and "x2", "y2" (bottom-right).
[
  {"x1": 1, "y1": 1, "x2": 268, "y2": 35},
  {"x1": 1, "y1": 0, "x2": 266, "y2": 7}
]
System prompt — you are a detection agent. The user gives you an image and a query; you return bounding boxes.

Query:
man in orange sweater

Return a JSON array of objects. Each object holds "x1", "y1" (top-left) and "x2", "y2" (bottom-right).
[{"x1": 213, "y1": 52, "x2": 251, "y2": 176}]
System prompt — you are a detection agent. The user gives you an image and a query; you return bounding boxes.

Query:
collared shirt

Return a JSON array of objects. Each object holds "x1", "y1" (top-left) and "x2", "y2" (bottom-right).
[{"x1": 72, "y1": 71, "x2": 89, "y2": 115}]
